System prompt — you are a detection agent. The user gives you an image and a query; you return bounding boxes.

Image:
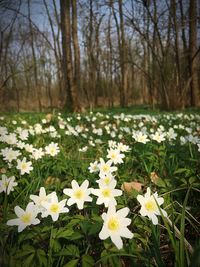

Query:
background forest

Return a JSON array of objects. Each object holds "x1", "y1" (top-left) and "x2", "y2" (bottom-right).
[{"x1": 0, "y1": 0, "x2": 199, "y2": 112}]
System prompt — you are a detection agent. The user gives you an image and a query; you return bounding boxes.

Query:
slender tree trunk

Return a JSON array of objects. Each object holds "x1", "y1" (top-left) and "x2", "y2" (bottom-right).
[
  {"x1": 118, "y1": 0, "x2": 128, "y2": 107},
  {"x1": 43, "y1": 0, "x2": 62, "y2": 105},
  {"x1": 171, "y1": 0, "x2": 183, "y2": 109},
  {"x1": 60, "y1": 0, "x2": 80, "y2": 112},
  {"x1": 107, "y1": 11, "x2": 114, "y2": 107},
  {"x1": 71, "y1": 0, "x2": 82, "y2": 111},
  {"x1": 28, "y1": 0, "x2": 42, "y2": 111},
  {"x1": 88, "y1": 0, "x2": 96, "y2": 108},
  {"x1": 189, "y1": 0, "x2": 199, "y2": 106}
]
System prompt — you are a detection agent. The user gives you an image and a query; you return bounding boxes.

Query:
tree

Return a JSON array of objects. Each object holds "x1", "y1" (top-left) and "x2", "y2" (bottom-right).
[
  {"x1": 189, "y1": 0, "x2": 199, "y2": 106},
  {"x1": 60, "y1": 0, "x2": 80, "y2": 112},
  {"x1": 118, "y1": 0, "x2": 128, "y2": 107}
]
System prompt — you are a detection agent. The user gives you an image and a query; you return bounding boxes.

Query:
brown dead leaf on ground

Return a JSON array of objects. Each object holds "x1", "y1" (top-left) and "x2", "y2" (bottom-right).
[
  {"x1": 46, "y1": 113, "x2": 53, "y2": 122},
  {"x1": 150, "y1": 172, "x2": 160, "y2": 184},
  {"x1": 121, "y1": 181, "x2": 143, "y2": 192},
  {"x1": 0, "y1": 168, "x2": 7, "y2": 173}
]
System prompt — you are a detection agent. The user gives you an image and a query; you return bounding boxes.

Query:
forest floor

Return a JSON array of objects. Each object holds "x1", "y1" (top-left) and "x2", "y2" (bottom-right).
[{"x1": 0, "y1": 107, "x2": 200, "y2": 267}]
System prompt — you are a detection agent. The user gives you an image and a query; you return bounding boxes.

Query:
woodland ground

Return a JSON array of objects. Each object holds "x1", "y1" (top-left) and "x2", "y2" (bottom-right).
[{"x1": 0, "y1": 106, "x2": 200, "y2": 267}]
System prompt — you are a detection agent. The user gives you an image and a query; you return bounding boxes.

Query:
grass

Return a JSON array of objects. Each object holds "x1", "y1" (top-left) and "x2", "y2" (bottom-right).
[{"x1": 0, "y1": 107, "x2": 200, "y2": 267}]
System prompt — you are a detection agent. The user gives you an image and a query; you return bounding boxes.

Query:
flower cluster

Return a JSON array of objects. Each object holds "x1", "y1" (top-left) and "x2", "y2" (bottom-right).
[
  {"x1": 0, "y1": 122, "x2": 61, "y2": 178},
  {"x1": 6, "y1": 140, "x2": 168, "y2": 251},
  {"x1": 4, "y1": 112, "x2": 199, "y2": 252}
]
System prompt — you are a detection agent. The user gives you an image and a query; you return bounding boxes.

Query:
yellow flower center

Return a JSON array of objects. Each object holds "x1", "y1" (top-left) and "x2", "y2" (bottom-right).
[
  {"x1": 3, "y1": 181, "x2": 9, "y2": 187},
  {"x1": 102, "y1": 165, "x2": 109, "y2": 172},
  {"x1": 21, "y1": 163, "x2": 27, "y2": 170},
  {"x1": 50, "y1": 148, "x2": 55, "y2": 154},
  {"x1": 103, "y1": 177, "x2": 110, "y2": 185},
  {"x1": 21, "y1": 213, "x2": 31, "y2": 224},
  {"x1": 145, "y1": 200, "x2": 157, "y2": 212},
  {"x1": 8, "y1": 153, "x2": 14, "y2": 159},
  {"x1": 102, "y1": 188, "x2": 111, "y2": 197},
  {"x1": 74, "y1": 189, "x2": 84, "y2": 199},
  {"x1": 50, "y1": 204, "x2": 59, "y2": 213},
  {"x1": 140, "y1": 136, "x2": 145, "y2": 141},
  {"x1": 108, "y1": 217, "x2": 120, "y2": 231},
  {"x1": 111, "y1": 153, "x2": 116, "y2": 159}
]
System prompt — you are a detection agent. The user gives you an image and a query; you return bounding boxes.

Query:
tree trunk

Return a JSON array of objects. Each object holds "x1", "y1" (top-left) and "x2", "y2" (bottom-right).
[
  {"x1": 118, "y1": 0, "x2": 128, "y2": 107},
  {"x1": 189, "y1": 0, "x2": 199, "y2": 106},
  {"x1": 43, "y1": 0, "x2": 63, "y2": 106},
  {"x1": 28, "y1": 0, "x2": 42, "y2": 111},
  {"x1": 171, "y1": 0, "x2": 183, "y2": 109},
  {"x1": 60, "y1": 0, "x2": 79, "y2": 112},
  {"x1": 71, "y1": 0, "x2": 82, "y2": 111}
]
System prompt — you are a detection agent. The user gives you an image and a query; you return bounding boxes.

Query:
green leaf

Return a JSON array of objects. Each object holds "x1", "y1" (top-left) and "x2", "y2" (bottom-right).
[
  {"x1": 63, "y1": 259, "x2": 79, "y2": 267},
  {"x1": 88, "y1": 222, "x2": 102, "y2": 235},
  {"x1": 36, "y1": 249, "x2": 47, "y2": 266},
  {"x1": 69, "y1": 232, "x2": 83, "y2": 240},
  {"x1": 174, "y1": 168, "x2": 190, "y2": 174},
  {"x1": 56, "y1": 228, "x2": 74, "y2": 239},
  {"x1": 22, "y1": 253, "x2": 34, "y2": 267},
  {"x1": 81, "y1": 254, "x2": 95, "y2": 267},
  {"x1": 14, "y1": 245, "x2": 35, "y2": 259},
  {"x1": 52, "y1": 239, "x2": 62, "y2": 252},
  {"x1": 62, "y1": 245, "x2": 80, "y2": 257}
]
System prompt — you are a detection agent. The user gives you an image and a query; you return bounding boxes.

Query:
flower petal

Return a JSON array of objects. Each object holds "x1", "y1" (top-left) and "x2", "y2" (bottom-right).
[
  {"x1": 14, "y1": 206, "x2": 24, "y2": 217},
  {"x1": 110, "y1": 234, "x2": 123, "y2": 249}
]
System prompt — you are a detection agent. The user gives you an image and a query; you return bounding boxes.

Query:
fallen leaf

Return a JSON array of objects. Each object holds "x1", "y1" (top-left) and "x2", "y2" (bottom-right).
[
  {"x1": 121, "y1": 181, "x2": 143, "y2": 192},
  {"x1": 46, "y1": 113, "x2": 52, "y2": 122},
  {"x1": 150, "y1": 172, "x2": 160, "y2": 184}
]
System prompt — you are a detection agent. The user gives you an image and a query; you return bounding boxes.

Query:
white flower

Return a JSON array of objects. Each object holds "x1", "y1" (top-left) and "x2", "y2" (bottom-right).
[
  {"x1": 7, "y1": 202, "x2": 40, "y2": 232},
  {"x1": 197, "y1": 144, "x2": 200, "y2": 152},
  {"x1": 117, "y1": 142, "x2": 130, "y2": 152},
  {"x1": 18, "y1": 129, "x2": 29, "y2": 140},
  {"x1": 108, "y1": 140, "x2": 117, "y2": 149},
  {"x1": 45, "y1": 142, "x2": 60, "y2": 156},
  {"x1": 107, "y1": 148, "x2": 125, "y2": 165},
  {"x1": 42, "y1": 192, "x2": 68, "y2": 221},
  {"x1": 91, "y1": 180, "x2": 122, "y2": 207},
  {"x1": 95, "y1": 139, "x2": 103, "y2": 144},
  {"x1": 63, "y1": 180, "x2": 92, "y2": 210},
  {"x1": 31, "y1": 148, "x2": 44, "y2": 160},
  {"x1": 180, "y1": 136, "x2": 187, "y2": 145},
  {"x1": 99, "y1": 204, "x2": 133, "y2": 249},
  {"x1": 0, "y1": 126, "x2": 7, "y2": 136},
  {"x1": 4, "y1": 133, "x2": 18, "y2": 145},
  {"x1": 88, "y1": 160, "x2": 99, "y2": 173},
  {"x1": 167, "y1": 128, "x2": 177, "y2": 141},
  {"x1": 133, "y1": 132, "x2": 149, "y2": 144},
  {"x1": 151, "y1": 132, "x2": 166, "y2": 143},
  {"x1": 30, "y1": 187, "x2": 54, "y2": 217},
  {"x1": 78, "y1": 146, "x2": 88, "y2": 152},
  {"x1": 0, "y1": 175, "x2": 17, "y2": 195},
  {"x1": 97, "y1": 172, "x2": 116, "y2": 186},
  {"x1": 16, "y1": 157, "x2": 33, "y2": 175},
  {"x1": 98, "y1": 158, "x2": 117, "y2": 177},
  {"x1": 16, "y1": 140, "x2": 25, "y2": 149},
  {"x1": 34, "y1": 123, "x2": 43, "y2": 134},
  {"x1": 1, "y1": 147, "x2": 21, "y2": 162},
  {"x1": 137, "y1": 187, "x2": 167, "y2": 225},
  {"x1": 24, "y1": 144, "x2": 34, "y2": 153}
]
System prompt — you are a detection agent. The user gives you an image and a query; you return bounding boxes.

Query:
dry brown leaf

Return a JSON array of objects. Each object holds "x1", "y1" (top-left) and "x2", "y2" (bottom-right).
[
  {"x1": 46, "y1": 113, "x2": 52, "y2": 122},
  {"x1": 150, "y1": 172, "x2": 160, "y2": 184},
  {"x1": 0, "y1": 168, "x2": 7, "y2": 173},
  {"x1": 121, "y1": 181, "x2": 143, "y2": 192},
  {"x1": 45, "y1": 176, "x2": 60, "y2": 185}
]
